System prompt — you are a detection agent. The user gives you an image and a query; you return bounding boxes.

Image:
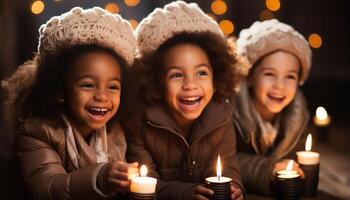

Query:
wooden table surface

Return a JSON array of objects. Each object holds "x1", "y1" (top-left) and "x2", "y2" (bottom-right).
[{"x1": 246, "y1": 191, "x2": 343, "y2": 200}]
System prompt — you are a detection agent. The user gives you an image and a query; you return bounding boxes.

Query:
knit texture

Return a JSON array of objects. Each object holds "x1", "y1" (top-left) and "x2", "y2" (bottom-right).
[
  {"x1": 38, "y1": 7, "x2": 136, "y2": 66},
  {"x1": 136, "y1": 1, "x2": 224, "y2": 55},
  {"x1": 237, "y1": 19, "x2": 312, "y2": 85}
]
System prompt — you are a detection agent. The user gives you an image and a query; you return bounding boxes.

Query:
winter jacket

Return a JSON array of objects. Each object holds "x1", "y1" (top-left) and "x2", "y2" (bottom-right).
[
  {"x1": 14, "y1": 117, "x2": 127, "y2": 200},
  {"x1": 125, "y1": 98, "x2": 244, "y2": 200},
  {"x1": 233, "y1": 83, "x2": 309, "y2": 195}
]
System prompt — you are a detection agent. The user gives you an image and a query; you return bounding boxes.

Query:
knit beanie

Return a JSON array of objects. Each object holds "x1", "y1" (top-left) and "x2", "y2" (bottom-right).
[
  {"x1": 237, "y1": 19, "x2": 312, "y2": 85},
  {"x1": 136, "y1": 1, "x2": 224, "y2": 56},
  {"x1": 38, "y1": 7, "x2": 136, "y2": 66}
]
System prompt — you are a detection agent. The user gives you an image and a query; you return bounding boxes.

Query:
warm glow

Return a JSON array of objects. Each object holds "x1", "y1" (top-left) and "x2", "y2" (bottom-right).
[
  {"x1": 259, "y1": 9, "x2": 274, "y2": 21},
  {"x1": 219, "y1": 19, "x2": 234, "y2": 35},
  {"x1": 266, "y1": 0, "x2": 281, "y2": 12},
  {"x1": 216, "y1": 155, "x2": 222, "y2": 179},
  {"x1": 124, "y1": 0, "x2": 140, "y2": 7},
  {"x1": 305, "y1": 134, "x2": 312, "y2": 151},
  {"x1": 286, "y1": 160, "x2": 294, "y2": 171},
  {"x1": 31, "y1": 0, "x2": 45, "y2": 15},
  {"x1": 316, "y1": 106, "x2": 328, "y2": 120},
  {"x1": 140, "y1": 165, "x2": 147, "y2": 177},
  {"x1": 129, "y1": 19, "x2": 139, "y2": 29},
  {"x1": 309, "y1": 33, "x2": 323, "y2": 49},
  {"x1": 211, "y1": 0, "x2": 227, "y2": 15},
  {"x1": 207, "y1": 13, "x2": 217, "y2": 21},
  {"x1": 105, "y1": 3, "x2": 120, "y2": 14}
]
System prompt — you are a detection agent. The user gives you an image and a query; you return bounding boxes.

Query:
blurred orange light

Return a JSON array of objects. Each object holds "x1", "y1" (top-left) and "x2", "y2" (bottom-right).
[
  {"x1": 124, "y1": 0, "x2": 140, "y2": 7},
  {"x1": 105, "y1": 3, "x2": 120, "y2": 14},
  {"x1": 309, "y1": 33, "x2": 323, "y2": 49},
  {"x1": 266, "y1": 0, "x2": 281, "y2": 12},
  {"x1": 207, "y1": 13, "x2": 217, "y2": 21},
  {"x1": 31, "y1": 0, "x2": 45, "y2": 15},
  {"x1": 211, "y1": 0, "x2": 227, "y2": 15},
  {"x1": 259, "y1": 9, "x2": 274, "y2": 21},
  {"x1": 129, "y1": 19, "x2": 139, "y2": 30},
  {"x1": 219, "y1": 19, "x2": 234, "y2": 35}
]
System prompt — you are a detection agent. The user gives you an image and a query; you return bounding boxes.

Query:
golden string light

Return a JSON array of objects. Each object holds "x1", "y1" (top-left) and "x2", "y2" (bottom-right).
[
  {"x1": 31, "y1": 0, "x2": 45, "y2": 15},
  {"x1": 128, "y1": 19, "x2": 139, "y2": 30},
  {"x1": 266, "y1": 0, "x2": 281, "y2": 12},
  {"x1": 219, "y1": 19, "x2": 234, "y2": 35},
  {"x1": 211, "y1": 0, "x2": 227, "y2": 15},
  {"x1": 309, "y1": 33, "x2": 323, "y2": 48},
  {"x1": 105, "y1": 3, "x2": 120, "y2": 14},
  {"x1": 124, "y1": 0, "x2": 140, "y2": 7}
]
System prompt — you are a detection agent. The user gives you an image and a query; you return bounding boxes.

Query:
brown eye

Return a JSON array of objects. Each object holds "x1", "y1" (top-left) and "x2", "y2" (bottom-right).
[{"x1": 169, "y1": 72, "x2": 183, "y2": 79}]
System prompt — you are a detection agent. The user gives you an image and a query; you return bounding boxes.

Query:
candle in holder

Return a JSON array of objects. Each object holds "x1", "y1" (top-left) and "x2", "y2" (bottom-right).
[
  {"x1": 313, "y1": 106, "x2": 331, "y2": 141},
  {"x1": 296, "y1": 134, "x2": 320, "y2": 197},
  {"x1": 276, "y1": 160, "x2": 301, "y2": 200},
  {"x1": 130, "y1": 165, "x2": 157, "y2": 200},
  {"x1": 205, "y1": 155, "x2": 232, "y2": 200}
]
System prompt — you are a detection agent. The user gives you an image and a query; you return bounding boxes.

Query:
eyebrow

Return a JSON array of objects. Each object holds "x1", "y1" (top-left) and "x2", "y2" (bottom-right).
[
  {"x1": 260, "y1": 66, "x2": 298, "y2": 74},
  {"x1": 75, "y1": 75, "x2": 121, "y2": 82},
  {"x1": 165, "y1": 63, "x2": 211, "y2": 72}
]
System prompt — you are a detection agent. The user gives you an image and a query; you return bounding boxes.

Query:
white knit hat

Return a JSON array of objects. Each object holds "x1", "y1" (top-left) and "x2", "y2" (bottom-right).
[
  {"x1": 38, "y1": 7, "x2": 136, "y2": 66},
  {"x1": 237, "y1": 19, "x2": 312, "y2": 85},
  {"x1": 136, "y1": 1, "x2": 224, "y2": 55}
]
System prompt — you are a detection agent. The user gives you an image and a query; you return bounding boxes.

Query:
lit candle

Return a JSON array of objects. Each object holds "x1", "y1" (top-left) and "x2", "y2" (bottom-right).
[
  {"x1": 276, "y1": 160, "x2": 301, "y2": 200},
  {"x1": 205, "y1": 155, "x2": 232, "y2": 183},
  {"x1": 130, "y1": 165, "x2": 157, "y2": 194},
  {"x1": 276, "y1": 160, "x2": 300, "y2": 178},
  {"x1": 296, "y1": 134, "x2": 320, "y2": 165},
  {"x1": 313, "y1": 106, "x2": 331, "y2": 127}
]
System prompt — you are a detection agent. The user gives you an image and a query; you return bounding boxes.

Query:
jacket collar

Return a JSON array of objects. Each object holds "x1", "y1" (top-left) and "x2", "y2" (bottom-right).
[
  {"x1": 145, "y1": 98, "x2": 234, "y2": 142},
  {"x1": 234, "y1": 82, "x2": 309, "y2": 158}
]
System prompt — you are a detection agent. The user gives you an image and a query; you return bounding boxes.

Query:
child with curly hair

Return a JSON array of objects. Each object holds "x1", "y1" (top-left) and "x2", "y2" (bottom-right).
[
  {"x1": 2, "y1": 7, "x2": 139, "y2": 199},
  {"x1": 124, "y1": 1, "x2": 246, "y2": 200},
  {"x1": 234, "y1": 19, "x2": 312, "y2": 195}
]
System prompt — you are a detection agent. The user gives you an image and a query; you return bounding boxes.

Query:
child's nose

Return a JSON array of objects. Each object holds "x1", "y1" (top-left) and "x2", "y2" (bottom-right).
[
  {"x1": 273, "y1": 78, "x2": 285, "y2": 89},
  {"x1": 182, "y1": 78, "x2": 198, "y2": 90},
  {"x1": 94, "y1": 89, "x2": 108, "y2": 101}
]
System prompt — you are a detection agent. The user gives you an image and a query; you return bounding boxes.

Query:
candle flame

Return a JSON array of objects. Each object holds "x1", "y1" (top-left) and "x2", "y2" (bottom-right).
[
  {"x1": 286, "y1": 160, "x2": 294, "y2": 171},
  {"x1": 305, "y1": 133, "x2": 312, "y2": 151},
  {"x1": 316, "y1": 106, "x2": 328, "y2": 120},
  {"x1": 140, "y1": 165, "x2": 147, "y2": 177},
  {"x1": 216, "y1": 155, "x2": 222, "y2": 179}
]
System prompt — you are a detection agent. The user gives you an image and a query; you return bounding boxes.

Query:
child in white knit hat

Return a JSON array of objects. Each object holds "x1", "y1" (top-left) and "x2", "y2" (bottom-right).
[
  {"x1": 2, "y1": 7, "x2": 139, "y2": 199},
  {"x1": 124, "y1": 1, "x2": 245, "y2": 200},
  {"x1": 234, "y1": 19, "x2": 312, "y2": 195}
]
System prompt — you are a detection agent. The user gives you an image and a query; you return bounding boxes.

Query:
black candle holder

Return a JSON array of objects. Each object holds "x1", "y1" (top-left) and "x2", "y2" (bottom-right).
[
  {"x1": 276, "y1": 174, "x2": 301, "y2": 200},
  {"x1": 205, "y1": 177, "x2": 232, "y2": 200},
  {"x1": 300, "y1": 163, "x2": 319, "y2": 197},
  {"x1": 130, "y1": 192, "x2": 155, "y2": 200}
]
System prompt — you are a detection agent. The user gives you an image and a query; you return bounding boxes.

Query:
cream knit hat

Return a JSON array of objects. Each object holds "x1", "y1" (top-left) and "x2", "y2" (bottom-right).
[
  {"x1": 237, "y1": 19, "x2": 312, "y2": 85},
  {"x1": 136, "y1": 1, "x2": 224, "y2": 55},
  {"x1": 38, "y1": 7, "x2": 136, "y2": 66}
]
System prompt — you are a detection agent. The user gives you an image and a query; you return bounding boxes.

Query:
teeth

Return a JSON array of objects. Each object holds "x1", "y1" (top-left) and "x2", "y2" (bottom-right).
[
  {"x1": 89, "y1": 107, "x2": 108, "y2": 112},
  {"x1": 182, "y1": 97, "x2": 200, "y2": 101}
]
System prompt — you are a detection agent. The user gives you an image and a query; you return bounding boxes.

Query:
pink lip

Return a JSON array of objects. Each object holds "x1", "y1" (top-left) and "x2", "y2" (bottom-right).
[{"x1": 177, "y1": 97, "x2": 202, "y2": 111}]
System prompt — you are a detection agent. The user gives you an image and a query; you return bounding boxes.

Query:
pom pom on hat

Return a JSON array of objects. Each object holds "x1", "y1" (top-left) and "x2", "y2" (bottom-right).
[
  {"x1": 237, "y1": 19, "x2": 312, "y2": 85},
  {"x1": 136, "y1": 1, "x2": 224, "y2": 55},
  {"x1": 38, "y1": 7, "x2": 137, "y2": 66}
]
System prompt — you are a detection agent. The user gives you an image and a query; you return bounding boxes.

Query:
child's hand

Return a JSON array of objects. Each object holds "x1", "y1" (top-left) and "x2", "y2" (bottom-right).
[
  {"x1": 102, "y1": 161, "x2": 139, "y2": 193},
  {"x1": 272, "y1": 159, "x2": 305, "y2": 179},
  {"x1": 230, "y1": 185, "x2": 244, "y2": 200},
  {"x1": 192, "y1": 185, "x2": 213, "y2": 200}
]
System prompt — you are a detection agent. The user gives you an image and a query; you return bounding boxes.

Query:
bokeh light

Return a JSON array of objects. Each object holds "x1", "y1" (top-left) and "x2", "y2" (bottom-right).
[
  {"x1": 211, "y1": 0, "x2": 227, "y2": 15},
  {"x1": 207, "y1": 13, "x2": 217, "y2": 21},
  {"x1": 219, "y1": 19, "x2": 234, "y2": 35},
  {"x1": 105, "y1": 3, "x2": 120, "y2": 14},
  {"x1": 309, "y1": 33, "x2": 323, "y2": 48},
  {"x1": 259, "y1": 9, "x2": 274, "y2": 21},
  {"x1": 31, "y1": 0, "x2": 45, "y2": 15},
  {"x1": 129, "y1": 19, "x2": 139, "y2": 30},
  {"x1": 124, "y1": 0, "x2": 140, "y2": 7},
  {"x1": 266, "y1": 0, "x2": 281, "y2": 12}
]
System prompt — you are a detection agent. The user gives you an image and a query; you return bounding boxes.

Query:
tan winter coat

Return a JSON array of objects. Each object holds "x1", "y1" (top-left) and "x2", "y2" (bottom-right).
[
  {"x1": 14, "y1": 117, "x2": 127, "y2": 200},
  {"x1": 125, "y1": 99, "x2": 244, "y2": 200},
  {"x1": 233, "y1": 83, "x2": 309, "y2": 195}
]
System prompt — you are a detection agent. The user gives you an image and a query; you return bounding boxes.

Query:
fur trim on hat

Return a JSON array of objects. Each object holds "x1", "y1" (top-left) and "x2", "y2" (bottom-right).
[
  {"x1": 38, "y1": 7, "x2": 136, "y2": 66},
  {"x1": 136, "y1": 1, "x2": 224, "y2": 55},
  {"x1": 237, "y1": 19, "x2": 312, "y2": 85}
]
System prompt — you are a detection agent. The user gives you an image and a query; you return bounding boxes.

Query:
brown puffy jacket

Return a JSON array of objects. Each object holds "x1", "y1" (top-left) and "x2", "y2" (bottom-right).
[
  {"x1": 14, "y1": 117, "x2": 127, "y2": 200},
  {"x1": 125, "y1": 99, "x2": 244, "y2": 200}
]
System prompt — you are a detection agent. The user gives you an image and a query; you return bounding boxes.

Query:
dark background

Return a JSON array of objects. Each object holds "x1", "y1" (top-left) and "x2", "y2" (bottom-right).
[{"x1": 1, "y1": 0, "x2": 349, "y2": 198}]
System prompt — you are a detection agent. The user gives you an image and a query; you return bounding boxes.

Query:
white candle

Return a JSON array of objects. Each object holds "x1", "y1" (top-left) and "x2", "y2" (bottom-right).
[
  {"x1": 130, "y1": 165, "x2": 157, "y2": 194},
  {"x1": 205, "y1": 155, "x2": 232, "y2": 183},
  {"x1": 277, "y1": 160, "x2": 300, "y2": 179},
  {"x1": 313, "y1": 106, "x2": 331, "y2": 127},
  {"x1": 296, "y1": 134, "x2": 320, "y2": 165}
]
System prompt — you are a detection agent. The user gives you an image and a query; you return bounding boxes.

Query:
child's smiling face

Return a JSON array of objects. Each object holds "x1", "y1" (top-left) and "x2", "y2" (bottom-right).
[
  {"x1": 160, "y1": 43, "x2": 214, "y2": 127},
  {"x1": 65, "y1": 52, "x2": 121, "y2": 137},
  {"x1": 249, "y1": 51, "x2": 300, "y2": 121}
]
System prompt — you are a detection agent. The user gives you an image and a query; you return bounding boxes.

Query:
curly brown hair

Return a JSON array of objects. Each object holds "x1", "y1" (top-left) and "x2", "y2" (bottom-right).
[{"x1": 139, "y1": 31, "x2": 244, "y2": 104}]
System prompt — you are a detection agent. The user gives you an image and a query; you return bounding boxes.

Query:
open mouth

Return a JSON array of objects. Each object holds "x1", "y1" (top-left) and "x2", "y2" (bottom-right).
[
  {"x1": 179, "y1": 96, "x2": 202, "y2": 105},
  {"x1": 86, "y1": 107, "x2": 110, "y2": 119},
  {"x1": 267, "y1": 94, "x2": 285, "y2": 103}
]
